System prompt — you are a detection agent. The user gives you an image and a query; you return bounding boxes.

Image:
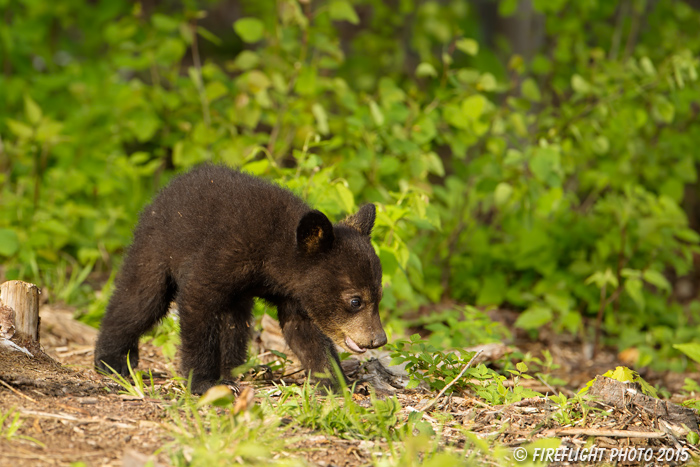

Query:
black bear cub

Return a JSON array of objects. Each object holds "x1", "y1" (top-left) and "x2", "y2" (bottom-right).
[{"x1": 94, "y1": 164, "x2": 387, "y2": 394}]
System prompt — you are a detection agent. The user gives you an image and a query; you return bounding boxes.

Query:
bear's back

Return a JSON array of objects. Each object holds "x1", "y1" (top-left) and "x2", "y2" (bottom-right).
[{"x1": 133, "y1": 165, "x2": 309, "y2": 266}]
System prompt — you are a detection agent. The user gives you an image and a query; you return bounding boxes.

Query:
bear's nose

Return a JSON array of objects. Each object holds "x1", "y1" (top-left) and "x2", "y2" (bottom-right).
[{"x1": 371, "y1": 330, "x2": 388, "y2": 348}]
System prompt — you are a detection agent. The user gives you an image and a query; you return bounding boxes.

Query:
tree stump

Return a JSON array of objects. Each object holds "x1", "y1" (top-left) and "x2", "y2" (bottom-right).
[{"x1": 0, "y1": 280, "x2": 41, "y2": 342}]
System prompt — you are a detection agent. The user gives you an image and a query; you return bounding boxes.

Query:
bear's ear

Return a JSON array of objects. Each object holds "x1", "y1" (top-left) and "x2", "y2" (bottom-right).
[
  {"x1": 341, "y1": 204, "x2": 376, "y2": 236},
  {"x1": 297, "y1": 210, "x2": 334, "y2": 255}
]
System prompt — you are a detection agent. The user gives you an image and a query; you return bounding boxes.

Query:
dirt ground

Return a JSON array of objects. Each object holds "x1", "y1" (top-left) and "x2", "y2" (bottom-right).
[{"x1": 1, "y1": 305, "x2": 699, "y2": 466}]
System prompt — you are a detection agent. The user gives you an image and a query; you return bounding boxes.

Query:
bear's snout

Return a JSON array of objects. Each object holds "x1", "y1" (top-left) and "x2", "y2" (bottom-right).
[{"x1": 370, "y1": 329, "x2": 387, "y2": 348}]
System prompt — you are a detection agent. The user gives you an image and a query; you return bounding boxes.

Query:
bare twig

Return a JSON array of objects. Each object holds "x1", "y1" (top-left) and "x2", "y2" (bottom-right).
[
  {"x1": 0, "y1": 378, "x2": 37, "y2": 402},
  {"x1": 420, "y1": 350, "x2": 483, "y2": 413},
  {"x1": 537, "y1": 374, "x2": 557, "y2": 396},
  {"x1": 556, "y1": 428, "x2": 666, "y2": 439},
  {"x1": 17, "y1": 409, "x2": 136, "y2": 429}
]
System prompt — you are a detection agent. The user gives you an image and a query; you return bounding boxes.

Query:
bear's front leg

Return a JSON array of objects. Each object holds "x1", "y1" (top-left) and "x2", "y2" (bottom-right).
[{"x1": 277, "y1": 300, "x2": 349, "y2": 389}]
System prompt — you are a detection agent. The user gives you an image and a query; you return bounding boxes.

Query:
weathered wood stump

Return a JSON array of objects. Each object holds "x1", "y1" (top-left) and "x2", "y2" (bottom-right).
[
  {"x1": 0, "y1": 280, "x2": 41, "y2": 342},
  {"x1": 588, "y1": 376, "x2": 700, "y2": 436}
]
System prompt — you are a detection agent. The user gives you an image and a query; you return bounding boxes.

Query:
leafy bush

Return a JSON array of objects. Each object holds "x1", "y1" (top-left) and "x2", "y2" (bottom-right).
[{"x1": 2, "y1": 0, "x2": 700, "y2": 368}]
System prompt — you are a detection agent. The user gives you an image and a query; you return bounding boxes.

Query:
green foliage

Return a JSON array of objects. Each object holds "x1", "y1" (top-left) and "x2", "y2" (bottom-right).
[
  {"x1": 410, "y1": 305, "x2": 511, "y2": 350},
  {"x1": 166, "y1": 394, "x2": 289, "y2": 466},
  {"x1": 0, "y1": 408, "x2": 43, "y2": 446},
  {"x1": 674, "y1": 343, "x2": 700, "y2": 364},
  {"x1": 389, "y1": 334, "x2": 541, "y2": 403},
  {"x1": 144, "y1": 315, "x2": 181, "y2": 362},
  {"x1": 99, "y1": 352, "x2": 160, "y2": 399},
  {"x1": 2, "y1": 0, "x2": 700, "y2": 368},
  {"x1": 275, "y1": 376, "x2": 402, "y2": 443},
  {"x1": 549, "y1": 392, "x2": 605, "y2": 427}
]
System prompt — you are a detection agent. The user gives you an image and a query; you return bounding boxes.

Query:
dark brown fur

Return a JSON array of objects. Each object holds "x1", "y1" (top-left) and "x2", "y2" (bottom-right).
[{"x1": 94, "y1": 165, "x2": 386, "y2": 394}]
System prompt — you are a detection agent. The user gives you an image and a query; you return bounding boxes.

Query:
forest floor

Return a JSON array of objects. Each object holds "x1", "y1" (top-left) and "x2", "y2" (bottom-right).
[{"x1": 0, "y1": 305, "x2": 699, "y2": 467}]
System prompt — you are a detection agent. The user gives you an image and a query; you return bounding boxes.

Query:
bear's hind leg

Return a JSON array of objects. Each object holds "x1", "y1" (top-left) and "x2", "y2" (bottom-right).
[{"x1": 94, "y1": 247, "x2": 175, "y2": 376}]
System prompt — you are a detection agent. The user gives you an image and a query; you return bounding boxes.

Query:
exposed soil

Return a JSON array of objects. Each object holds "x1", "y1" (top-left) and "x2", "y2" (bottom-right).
[{"x1": 1, "y1": 305, "x2": 699, "y2": 466}]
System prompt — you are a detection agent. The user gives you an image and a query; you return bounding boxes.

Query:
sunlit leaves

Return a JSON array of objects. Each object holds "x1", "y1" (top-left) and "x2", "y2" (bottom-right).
[
  {"x1": 328, "y1": 0, "x2": 360, "y2": 24},
  {"x1": 674, "y1": 343, "x2": 700, "y2": 363},
  {"x1": 0, "y1": 229, "x2": 19, "y2": 257},
  {"x1": 521, "y1": 78, "x2": 541, "y2": 102},
  {"x1": 416, "y1": 62, "x2": 438, "y2": 78},
  {"x1": 456, "y1": 38, "x2": 478, "y2": 56},
  {"x1": 233, "y1": 17, "x2": 265, "y2": 43}
]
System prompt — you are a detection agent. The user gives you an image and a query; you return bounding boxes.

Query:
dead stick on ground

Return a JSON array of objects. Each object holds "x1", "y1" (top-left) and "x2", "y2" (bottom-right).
[
  {"x1": 0, "y1": 378, "x2": 37, "y2": 403},
  {"x1": 556, "y1": 428, "x2": 666, "y2": 439},
  {"x1": 420, "y1": 349, "x2": 483, "y2": 413},
  {"x1": 17, "y1": 409, "x2": 136, "y2": 429}
]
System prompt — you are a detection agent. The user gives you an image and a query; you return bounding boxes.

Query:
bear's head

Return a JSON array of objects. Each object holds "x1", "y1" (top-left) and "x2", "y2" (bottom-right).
[{"x1": 295, "y1": 204, "x2": 387, "y2": 354}]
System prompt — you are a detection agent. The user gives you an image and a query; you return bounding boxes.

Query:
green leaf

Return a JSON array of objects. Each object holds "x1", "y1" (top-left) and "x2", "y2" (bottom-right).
[
  {"x1": 247, "y1": 70, "x2": 271, "y2": 91},
  {"x1": 494, "y1": 182, "x2": 513, "y2": 207},
  {"x1": 416, "y1": 62, "x2": 438, "y2": 78},
  {"x1": 499, "y1": 0, "x2": 519, "y2": 16},
  {"x1": 378, "y1": 247, "x2": 400, "y2": 276},
  {"x1": 591, "y1": 136, "x2": 609, "y2": 155},
  {"x1": 312, "y1": 103, "x2": 329, "y2": 135},
  {"x1": 425, "y1": 152, "x2": 444, "y2": 176},
  {"x1": 329, "y1": 0, "x2": 360, "y2": 24},
  {"x1": 529, "y1": 146, "x2": 562, "y2": 186},
  {"x1": 642, "y1": 270, "x2": 671, "y2": 293},
  {"x1": 188, "y1": 67, "x2": 202, "y2": 89},
  {"x1": 674, "y1": 343, "x2": 700, "y2": 363},
  {"x1": 369, "y1": 100, "x2": 384, "y2": 126},
  {"x1": 233, "y1": 18, "x2": 265, "y2": 43},
  {"x1": 571, "y1": 74, "x2": 591, "y2": 95},
  {"x1": 640, "y1": 56, "x2": 656, "y2": 76},
  {"x1": 514, "y1": 305, "x2": 553, "y2": 330},
  {"x1": 152, "y1": 13, "x2": 180, "y2": 32},
  {"x1": 585, "y1": 268, "x2": 619, "y2": 289},
  {"x1": 334, "y1": 182, "x2": 355, "y2": 212},
  {"x1": 652, "y1": 95, "x2": 675, "y2": 123},
  {"x1": 624, "y1": 278, "x2": 645, "y2": 311},
  {"x1": 406, "y1": 379, "x2": 420, "y2": 390},
  {"x1": 456, "y1": 38, "x2": 479, "y2": 56},
  {"x1": 603, "y1": 366, "x2": 636, "y2": 382},
  {"x1": 476, "y1": 273, "x2": 507, "y2": 306},
  {"x1": 155, "y1": 38, "x2": 186, "y2": 65},
  {"x1": 233, "y1": 50, "x2": 260, "y2": 70},
  {"x1": 197, "y1": 26, "x2": 222, "y2": 46},
  {"x1": 205, "y1": 81, "x2": 228, "y2": 102},
  {"x1": 294, "y1": 66, "x2": 317, "y2": 96},
  {"x1": 198, "y1": 385, "x2": 235, "y2": 407},
  {"x1": 461, "y1": 94, "x2": 486, "y2": 121},
  {"x1": 521, "y1": 78, "x2": 541, "y2": 102},
  {"x1": 0, "y1": 229, "x2": 19, "y2": 257},
  {"x1": 6, "y1": 119, "x2": 33, "y2": 138},
  {"x1": 24, "y1": 95, "x2": 42, "y2": 125},
  {"x1": 477, "y1": 73, "x2": 497, "y2": 91}
]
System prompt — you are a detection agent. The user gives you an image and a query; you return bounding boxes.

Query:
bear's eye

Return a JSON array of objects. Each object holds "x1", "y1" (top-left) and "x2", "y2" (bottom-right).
[{"x1": 350, "y1": 297, "x2": 363, "y2": 310}]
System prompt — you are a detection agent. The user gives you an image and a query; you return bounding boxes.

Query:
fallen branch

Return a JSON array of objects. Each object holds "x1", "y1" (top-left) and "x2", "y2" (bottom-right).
[
  {"x1": 17, "y1": 409, "x2": 136, "y2": 429},
  {"x1": 556, "y1": 428, "x2": 666, "y2": 439},
  {"x1": 0, "y1": 378, "x2": 37, "y2": 402}
]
